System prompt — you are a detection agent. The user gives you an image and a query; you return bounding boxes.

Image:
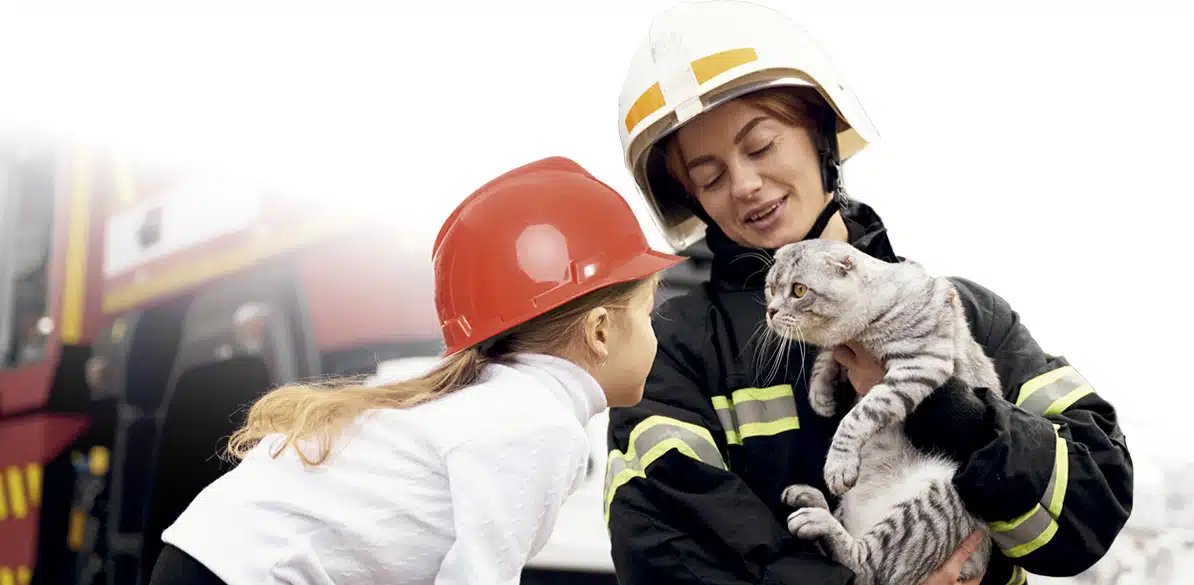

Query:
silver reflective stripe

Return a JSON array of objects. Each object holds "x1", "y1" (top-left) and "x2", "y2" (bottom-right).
[
  {"x1": 711, "y1": 385, "x2": 800, "y2": 446},
  {"x1": 712, "y1": 396, "x2": 740, "y2": 445},
  {"x1": 989, "y1": 425, "x2": 1069, "y2": 558},
  {"x1": 1004, "y1": 566, "x2": 1027, "y2": 585},
  {"x1": 1041, "y1": 427, "x2": 1069, "y2": 516},
  {"x1": 990, "y1": 504, "x2": 1057, "y2": 558},
  {"x1": 604, "y1": 416, "x2": 725, "y2": 523},
  {"x1": 1016, "y1": 366, "x2": 1095, "y2": 416}
]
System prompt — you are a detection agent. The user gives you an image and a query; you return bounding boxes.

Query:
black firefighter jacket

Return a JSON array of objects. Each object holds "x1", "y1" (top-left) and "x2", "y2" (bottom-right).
[{"x1": 605, "y1": 201, "x2": 1133, "y2": 585}]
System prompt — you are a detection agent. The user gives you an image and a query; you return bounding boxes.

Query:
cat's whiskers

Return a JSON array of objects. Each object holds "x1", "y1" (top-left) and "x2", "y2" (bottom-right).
[
  {"x1": 792, "y1": 321, "x2": 809, "y2": 382},
  {"x1": 766, "y1": 331, "x2": 788, "y2": 387},
  {"x1": 748, "y1": 321, "x2": 779, "y2": 381},
  {"x1": 730, "y1": 251, "x2": 775, "y2": 267},
  {"x1": 730, "y1": 251, "x2": 776, "y2": 285}
]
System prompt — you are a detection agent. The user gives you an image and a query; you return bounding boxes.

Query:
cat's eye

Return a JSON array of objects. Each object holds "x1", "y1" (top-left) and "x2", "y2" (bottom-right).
[{"x1": 791, "y1": 283, "x2": 808, "y2": 298}]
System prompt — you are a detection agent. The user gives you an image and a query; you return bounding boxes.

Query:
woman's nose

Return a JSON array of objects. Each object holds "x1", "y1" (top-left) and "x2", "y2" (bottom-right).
[{"x1": 729, "y1": 164, "x2": 763, "y2": 201}]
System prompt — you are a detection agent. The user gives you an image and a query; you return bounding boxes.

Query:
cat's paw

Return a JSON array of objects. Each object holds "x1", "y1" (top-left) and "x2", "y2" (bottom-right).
[
  {"x1": 808, "y1": 378, "x2": 838, "y2": 418},
  {"x1": 808, "y1": 356, "x2": 840, "y2": 418},
  {"x1": 786, "y1": 507, "x2": 838, "y2": 540},
  {"x1": 781, "y1": 484, "x2": 829, "y2": 511},
  {"x1": 823, "y1": 451, "x2": 860, "y2": 496}
]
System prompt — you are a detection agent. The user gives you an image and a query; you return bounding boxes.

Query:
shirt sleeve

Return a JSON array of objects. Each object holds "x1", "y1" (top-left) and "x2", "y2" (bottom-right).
[{"x1": 434, "y1": 422, "x2": 589, "y2": 585}]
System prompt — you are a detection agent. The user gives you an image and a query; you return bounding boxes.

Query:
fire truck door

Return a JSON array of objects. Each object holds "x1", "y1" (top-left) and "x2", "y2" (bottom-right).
[
  {"x1": 138, "y1": 262, "x2": 309, "y2": 582},
  {"x1": 101, "y1": 300, "x2": 189, "y2": 585}
]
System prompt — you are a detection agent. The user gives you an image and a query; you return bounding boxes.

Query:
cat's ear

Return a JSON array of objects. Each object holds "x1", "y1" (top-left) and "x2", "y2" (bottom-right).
[{"x1": 826, "y1": 253, "x2": 854, "y2": 275}]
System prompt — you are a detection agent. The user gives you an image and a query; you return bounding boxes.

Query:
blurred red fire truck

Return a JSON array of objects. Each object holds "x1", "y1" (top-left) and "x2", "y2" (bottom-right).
[{"x1": 0, "y1": 141, "x2": 710, "y2": 585}]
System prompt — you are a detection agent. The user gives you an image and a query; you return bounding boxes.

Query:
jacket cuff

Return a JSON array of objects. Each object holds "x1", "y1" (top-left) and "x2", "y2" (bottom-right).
[{"x1": 904, "y1": 377, "x2": 991, "y2": 463}]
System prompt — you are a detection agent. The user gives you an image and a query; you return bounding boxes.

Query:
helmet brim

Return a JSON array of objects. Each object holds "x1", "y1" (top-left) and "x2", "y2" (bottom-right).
[{"x1": 600, "y1": 248, "x2": 687, "y2": 289}]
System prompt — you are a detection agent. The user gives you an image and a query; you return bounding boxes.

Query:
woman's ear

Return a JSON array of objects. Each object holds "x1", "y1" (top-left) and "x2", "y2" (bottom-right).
[{"x1": 582, "y1": 307, "x2": 612, "y2": 365}]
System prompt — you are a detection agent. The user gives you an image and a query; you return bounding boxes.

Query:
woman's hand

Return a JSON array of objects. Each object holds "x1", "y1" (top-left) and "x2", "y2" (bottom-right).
[
  {"x1": 832, "y1": 342, "x2": 884, "y2": 396},
  {"x1": 921, "y1": 530, "x2": 985, "y2": 585}
]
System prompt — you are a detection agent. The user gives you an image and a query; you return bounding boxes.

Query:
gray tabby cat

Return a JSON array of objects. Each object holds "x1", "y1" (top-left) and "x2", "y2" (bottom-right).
[{"x1": 763, "y1": 238, "x2": 997, "y2": 585}]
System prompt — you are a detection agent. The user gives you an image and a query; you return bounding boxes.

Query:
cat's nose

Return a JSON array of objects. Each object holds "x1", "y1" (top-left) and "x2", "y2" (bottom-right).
[{"x1": 767, "y1": 308, "x2": 778, "y2": 319}]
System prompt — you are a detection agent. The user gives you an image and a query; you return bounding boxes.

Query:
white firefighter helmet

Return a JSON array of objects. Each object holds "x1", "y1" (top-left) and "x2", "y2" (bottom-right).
[{"x1": 618, "y1": 0, "x2": 880, "y2": 251}]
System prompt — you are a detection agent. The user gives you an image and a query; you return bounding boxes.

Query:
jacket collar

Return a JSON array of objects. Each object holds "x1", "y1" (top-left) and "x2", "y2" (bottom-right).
[
  {"x1": 507, "y1": 353, "x2": 607, "y2": 425},
  {"x1": 706, "y1": 199, "x2": 900, "y2": 290}
]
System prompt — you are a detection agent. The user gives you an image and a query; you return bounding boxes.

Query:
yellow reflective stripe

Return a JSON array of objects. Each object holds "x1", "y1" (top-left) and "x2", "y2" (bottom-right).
[
  {"x1": 5, "y1": 466, "x2": 28, "y2": 519},
  {"x1": 712, "y1": 384, "x2": 799, "y2": 445},
  {"x1": 740, "y1": 417, "x2": 800, "y2": 439},
  {"x1": 1046, "y1": 427, "x2": 1069, "y2": 518},
  {"x1": 25, "y1": 463, "x2": 41, "y2": 508},
  {"x1": 604, "y1": 416, "x2": 725, "y2": 524},
  {"x1": 989, "y1": 426, "x2": 1069, "y2": 558},
  {"x1": 1016, "y1": 367, "x2": 1073, "y2": 404},
  {"x1": 0, "y1": 567, "x2": 13, "y2": 585},
  {"x1": 68, "y1": 508, "x2": 87, "y2": 550},
  {"x1": 1016, "y1": 366, "x2": 1096, "y2": 416},
  {"x1": 730, "y1": 384, "x2": 793, "y2": 403},
  {"x1": 624, "y1": 82, "x2": 666, "y2": 133},
  {"x1": 711, "y1": 395, "x2": 741, "y2": 445},
  {"x1": 624, "y1": 47, "x2": 758, "y2": 134},
  {"x1": 0, "y1": 463, "x2": 43, "y2": 521},
  {"x1": 15, "y1": 567, "x2": 30, "y2": 585},
  {"x1": 691, "y1": 47, "x2": 759, "y2": 85},
  {"x1": 90, "y1": 446, "x2": 110, "y2": 476},
  {"x1": 1004, "y1": 566, "x2": 1027, "y2": 585},
  {"x1": 1043, "y1": 385, "x2": 1094, "y2": 416},
  {"x1": 1002, "y1": 518, "x2": 1058, "y2": 558},
  {"x1": 60, "y1": 153, "x2": 93, "y2": 344}
]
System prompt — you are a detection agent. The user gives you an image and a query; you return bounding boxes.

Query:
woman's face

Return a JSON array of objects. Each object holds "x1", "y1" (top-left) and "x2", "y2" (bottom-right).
[{"x1": 672, "y1": 97, "x2": 830, "y2": 249}]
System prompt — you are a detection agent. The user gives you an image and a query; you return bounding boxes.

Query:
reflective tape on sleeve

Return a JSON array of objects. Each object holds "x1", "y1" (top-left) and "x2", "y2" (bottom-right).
[
  {"x1": 712, "y1": 384, "x2": 799, "y2": 446},
  {"x1": 989, "y1": 425, "x2": 1070, "y2": 557},
  {"x1": 1016, "y1": 366, "x2": 1095, "y2": 417},
  {"x1": 604, "y1": 415, "x2": 725, "y2": 523},
  {"x1": 1005, "y1": 566, "x2": 1027, "y2": 585}
]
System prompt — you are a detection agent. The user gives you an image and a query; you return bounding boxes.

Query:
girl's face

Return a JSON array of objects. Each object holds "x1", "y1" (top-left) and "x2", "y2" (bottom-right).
[
  {"x1": 594, "y1": 282, "x2": 659, "y2": 408},
  {"x1": 672, "y1": 97, "x2": 830, "y2": 249}
]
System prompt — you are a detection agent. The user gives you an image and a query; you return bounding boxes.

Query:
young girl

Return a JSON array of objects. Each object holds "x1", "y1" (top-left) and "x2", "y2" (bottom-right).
[{"x1": 147, "y1": 156, "x2": 685, "y2": 585}]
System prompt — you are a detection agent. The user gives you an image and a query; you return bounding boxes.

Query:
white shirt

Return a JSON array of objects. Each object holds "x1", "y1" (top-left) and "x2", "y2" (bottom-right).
[{"x1": 161, "y1": 353, "x2": 607, "y2": 585}]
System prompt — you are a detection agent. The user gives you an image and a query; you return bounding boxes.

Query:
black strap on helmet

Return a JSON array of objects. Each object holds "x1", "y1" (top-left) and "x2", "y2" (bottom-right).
[
  {"x1": 802, "y1": 96, "x2": 845, "y2": 241},
  {"x1": 813, "y1": 98, "x2": 843, "y2": 197}
]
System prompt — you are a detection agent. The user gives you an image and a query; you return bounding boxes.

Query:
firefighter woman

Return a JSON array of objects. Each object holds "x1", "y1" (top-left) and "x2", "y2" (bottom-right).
[
  {"x1": 604, "y1": 2, "x2": 1133, "y2": 584},
  {"x1": 147, "y1": 156, "x2": 685, "y2": 585}
]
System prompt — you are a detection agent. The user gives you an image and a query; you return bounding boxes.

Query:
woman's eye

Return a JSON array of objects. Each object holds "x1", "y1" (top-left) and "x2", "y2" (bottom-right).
[
  {"x1": 791, "y1": 283, "x2": 808, "y2": 298},
  {"x1": 748, "y1": 142, "x2": 774, "y2": 157},
  {"x1": 700, "y1": 173, "x2": 724, "y2": 190}
]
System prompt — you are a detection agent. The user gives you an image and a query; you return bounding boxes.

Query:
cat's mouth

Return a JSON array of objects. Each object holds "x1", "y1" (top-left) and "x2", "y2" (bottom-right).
[{"x1": 743, "y1": 195, "x2": 788, "y2": 227}]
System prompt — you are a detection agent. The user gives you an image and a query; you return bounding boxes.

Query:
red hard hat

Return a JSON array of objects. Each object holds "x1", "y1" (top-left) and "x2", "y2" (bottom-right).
[{"x1": 433, "y1": 156, "x2": 685, "y2": 356}]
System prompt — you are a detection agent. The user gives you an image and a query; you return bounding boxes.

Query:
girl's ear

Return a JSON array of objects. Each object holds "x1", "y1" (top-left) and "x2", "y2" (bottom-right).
[{"x1": 581, "y1": 307, "x2": 612, "y2": 364}]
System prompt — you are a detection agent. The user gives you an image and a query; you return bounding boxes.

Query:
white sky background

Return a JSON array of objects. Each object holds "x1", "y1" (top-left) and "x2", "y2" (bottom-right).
[{"x1": 1, "y1": 0, "x2": 1191, "y2": 465}]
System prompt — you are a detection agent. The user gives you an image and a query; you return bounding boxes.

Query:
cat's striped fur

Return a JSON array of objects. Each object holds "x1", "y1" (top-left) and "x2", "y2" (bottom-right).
[{"x1": 763, "y1": 238, "x2": 997, "y2": 585}]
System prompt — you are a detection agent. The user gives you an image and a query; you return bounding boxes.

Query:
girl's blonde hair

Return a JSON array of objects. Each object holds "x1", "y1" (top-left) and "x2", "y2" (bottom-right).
[{"x1": 224, "y1": 274, "x2": 660, "y2": 467}]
